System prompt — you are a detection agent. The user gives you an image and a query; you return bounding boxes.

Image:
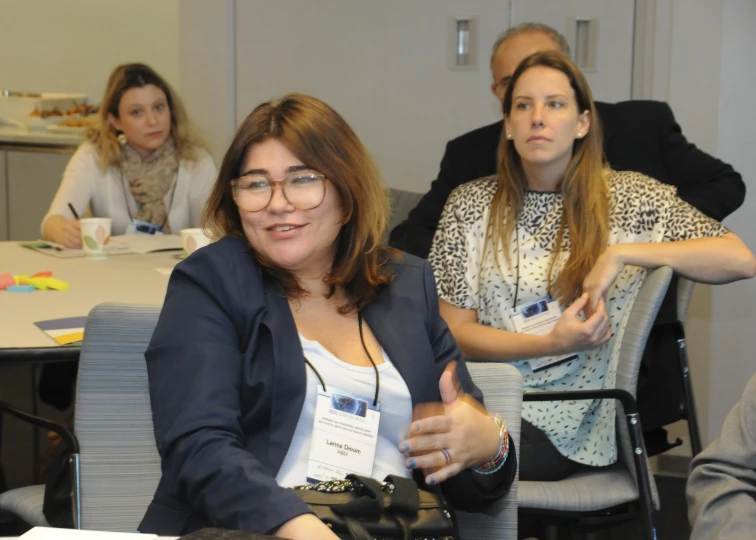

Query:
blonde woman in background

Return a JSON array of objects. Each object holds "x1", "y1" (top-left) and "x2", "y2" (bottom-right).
[{"x1": 42, "y1": 63, "x2": 216, "y2": 248}]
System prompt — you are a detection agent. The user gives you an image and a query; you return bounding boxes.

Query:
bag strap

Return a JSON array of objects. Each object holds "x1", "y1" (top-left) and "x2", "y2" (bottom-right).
[
  {"x1": 384, "y1": 475, "x2": 420, "y2": 516},
  {"x1": 343, "y1": 516, "x2": 373, "y2": 540},
  {"x1": 330, "y1": 474, "x2": 385, "y2": 520}
]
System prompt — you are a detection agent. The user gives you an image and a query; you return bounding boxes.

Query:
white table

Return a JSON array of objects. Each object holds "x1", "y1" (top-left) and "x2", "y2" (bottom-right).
[{"x1": 0, "y1": 241, "x2": 179, "y2": 364}]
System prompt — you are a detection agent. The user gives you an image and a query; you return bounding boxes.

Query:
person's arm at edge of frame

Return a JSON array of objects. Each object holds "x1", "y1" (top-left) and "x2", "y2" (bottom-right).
[
  {"x1": 687, "y1": 374, "x2": 756, "y2": 540},
  {"x1": 144, "y1": 250, "x2": 330, "y2": 538},
  {"x1": 420, "y1": 260, "x2": 516, "y2": 509},
  {"x1": 657, "y1": 101, "x2": 745, "y2": 221}
]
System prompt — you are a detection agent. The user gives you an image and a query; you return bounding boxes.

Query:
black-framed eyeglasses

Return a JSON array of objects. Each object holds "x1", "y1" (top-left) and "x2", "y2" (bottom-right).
[{"x1": 231, "y1": 170, "x2": 327, "y2": 212}]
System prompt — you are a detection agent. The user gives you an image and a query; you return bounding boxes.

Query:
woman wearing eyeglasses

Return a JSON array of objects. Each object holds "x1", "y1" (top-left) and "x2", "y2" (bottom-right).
[{"x1": 138, "y1": 94, "x2": 516, "y2": 539}]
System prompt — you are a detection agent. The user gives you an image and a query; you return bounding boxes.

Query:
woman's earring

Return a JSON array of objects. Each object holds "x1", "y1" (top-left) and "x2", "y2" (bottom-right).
[
  {"x1": 506, "y1": 133, "x2": 512, "y2": 139},
  {"x1": 117, "y1": 132, "x2": 128, "y2": 145}
]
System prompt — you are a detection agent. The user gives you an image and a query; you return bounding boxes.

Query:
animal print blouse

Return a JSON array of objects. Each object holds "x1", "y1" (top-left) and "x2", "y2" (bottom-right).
[{"x1": 429, "y1": 170, "x2": 727, "y2": 466}]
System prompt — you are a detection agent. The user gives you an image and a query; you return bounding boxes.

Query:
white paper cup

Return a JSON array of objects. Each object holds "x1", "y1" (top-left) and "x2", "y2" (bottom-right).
[
  {"x1": 80, "y1": 218, "x2": 112, "y2": 259},
  {"x1": 181, "y1": 228, "x2": 212, "y2": 257}
]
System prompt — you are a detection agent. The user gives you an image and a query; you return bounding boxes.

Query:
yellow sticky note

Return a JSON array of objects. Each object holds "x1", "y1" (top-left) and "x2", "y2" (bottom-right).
[
  {"x1": 14, "y1": 274, "x2": 30, "y2": 285},
  {"x1": 43, "y1": 278, "x2": 70, "y2": 291},
  {"x1": 27, "y1": 277, "x2": 50, "y2": 290}
]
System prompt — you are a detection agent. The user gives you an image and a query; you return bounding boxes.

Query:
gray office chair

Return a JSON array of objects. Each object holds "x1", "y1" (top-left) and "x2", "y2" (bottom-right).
[
  {"x1": 2, "y1": 303, "x2": 523, "y2": 537},
  {"x1": 457, "y1": 362, "x2": 523, "y2": 540},
  {"x1": 387, "y1": 188, "x2": 424, "y2": 242},
  {"x1": 518, "y1": 266, "x2": 674, "y2": 540},
  {"x1": 674, "y1": 277, "x2": 704, "y2": 457}
]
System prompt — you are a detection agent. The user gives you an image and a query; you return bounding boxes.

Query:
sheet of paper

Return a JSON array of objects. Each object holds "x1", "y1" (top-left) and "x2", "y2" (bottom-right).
[
  {"x1": 110, "y1": 234, "x2": 182, "y2": 254},
  {"x1": 20, "y1": 526, "x2": 159, "y2": 539},
  {"x1": 20, "y1": 241, "x2": 133, "y2": 258},
  {"x1": 153, "y1": 267, "x2": 174, "y2": 276},
  {"x1": 34, "y1": 316, "x2": 87, "y2": 346}
]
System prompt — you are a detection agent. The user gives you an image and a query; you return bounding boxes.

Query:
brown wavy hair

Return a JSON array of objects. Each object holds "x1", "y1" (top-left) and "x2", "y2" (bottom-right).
[
  {"x1": 87, "y1": 63, "x2": 208, "y2": 167},
  {"x1": 204, "y1": 93, "x2": 395, "y2": 312},
  {"x1": 489, "y1": 50, "x2": 609, "y2": 305}
]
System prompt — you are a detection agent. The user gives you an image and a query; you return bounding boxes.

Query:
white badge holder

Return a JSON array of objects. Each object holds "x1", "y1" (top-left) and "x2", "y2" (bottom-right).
[
  {"x1": 306, "y1": 388, "x2": 381, "y2": 483},
  {"x1": 512, "y1": 295, "x2": 579, "y2": 372}
]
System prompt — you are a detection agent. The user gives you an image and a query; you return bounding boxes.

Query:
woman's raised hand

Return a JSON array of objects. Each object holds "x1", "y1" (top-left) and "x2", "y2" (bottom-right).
[
  {"x1": 582, "y1": 246, "x2": 625, "y2": 312},
  {"x1": 548, "y1": 293, "x2": 612, "y2": 355},
  {"x1": 398, "y1": 362, "x2": 501, "y2": 485}
]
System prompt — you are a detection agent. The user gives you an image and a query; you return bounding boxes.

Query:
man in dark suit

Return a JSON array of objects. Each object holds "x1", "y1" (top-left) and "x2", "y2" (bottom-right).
[{"x1": 390, "y1": 22, "x2": 745, "y2": 456}]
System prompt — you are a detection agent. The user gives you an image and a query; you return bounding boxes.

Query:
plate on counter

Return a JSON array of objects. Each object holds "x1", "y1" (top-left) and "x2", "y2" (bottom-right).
[
  {"x1": 24, "y1": 114, "x2": 81, "y2": 130},
  {"x1": 46, "y1": 124, "x2": 89, "y2": 135}
]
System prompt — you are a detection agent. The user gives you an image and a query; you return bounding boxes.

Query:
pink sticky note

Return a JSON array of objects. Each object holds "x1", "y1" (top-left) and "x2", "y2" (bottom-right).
[{"x1": 0, "y1": 273, "x2": 15, "y2": 290}]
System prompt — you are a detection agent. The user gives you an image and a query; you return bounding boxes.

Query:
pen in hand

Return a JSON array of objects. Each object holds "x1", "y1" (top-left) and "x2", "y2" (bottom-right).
[{"x1": 67, "y1": 203, "x2": 80, "y2": 220}]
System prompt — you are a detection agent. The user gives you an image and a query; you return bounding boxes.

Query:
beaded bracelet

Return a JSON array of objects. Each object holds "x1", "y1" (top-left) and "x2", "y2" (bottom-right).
[{"x1": 473, "y1": 413, "x2": 510, "y2": 475}]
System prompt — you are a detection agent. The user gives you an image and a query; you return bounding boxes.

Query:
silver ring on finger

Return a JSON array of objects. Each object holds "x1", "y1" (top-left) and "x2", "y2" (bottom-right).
[{"x1": 441, "y1": 448, "x2": 452, "y2": 465}]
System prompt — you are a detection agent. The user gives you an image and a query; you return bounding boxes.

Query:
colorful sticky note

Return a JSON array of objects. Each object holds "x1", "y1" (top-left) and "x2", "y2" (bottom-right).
[
  {"x1": 14, "y1": 274, "x2": 30, "y2": 285},
  {"x1": 0, "y1": 273, "x2": 15, "y2": 289},
  {"x1": 7, "y1": 284, "x2": 36, "y2": 293},
  {"x1": 43, "y1": 278, "x2": 70, "y2": 291},
  {"x1": 27, "y1": 277, "x2": 50, "y2": 290},
  {"x1": 32, "y1": 271, "x2": 53, "y2": 278}
]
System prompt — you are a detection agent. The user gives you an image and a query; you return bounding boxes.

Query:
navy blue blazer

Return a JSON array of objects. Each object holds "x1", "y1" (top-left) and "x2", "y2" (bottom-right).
[{"x1": 138, "y1": 235, "x2": 515, "y2": 536}]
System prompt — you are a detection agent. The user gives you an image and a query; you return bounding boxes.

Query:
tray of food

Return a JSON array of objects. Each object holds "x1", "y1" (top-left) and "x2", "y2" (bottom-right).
[
  {"x1": 46, "y1": 114, "x2": 98, "y2": 135},
  {"x1": 0, "y1": 93, "x2": 94, "y2": 130}
]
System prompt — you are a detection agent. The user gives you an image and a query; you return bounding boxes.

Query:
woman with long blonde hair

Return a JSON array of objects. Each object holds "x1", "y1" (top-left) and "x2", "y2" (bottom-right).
[
  {"x1": 430, "y1": 50, "x2": 755, "y2": 481},
  {"x1": 42, "y1": 63, "x2": 216, "y2": 247}
]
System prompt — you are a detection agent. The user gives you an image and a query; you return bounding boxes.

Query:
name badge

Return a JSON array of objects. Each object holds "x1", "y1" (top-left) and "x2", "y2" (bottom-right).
[
  {"x1": 125, "y1": 219, "x2": 164, "y2": 235},
  {"x1": 512, "y1": 295, "x2": 578, "y2": 372},
  {"x1": 306, "y1": 388, "x2": 381, "y2": 483}
]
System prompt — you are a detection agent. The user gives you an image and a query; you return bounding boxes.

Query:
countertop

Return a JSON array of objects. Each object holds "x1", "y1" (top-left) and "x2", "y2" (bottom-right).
[{"x1": 0, "y1": 125, "x2": 83, "y2": 148}]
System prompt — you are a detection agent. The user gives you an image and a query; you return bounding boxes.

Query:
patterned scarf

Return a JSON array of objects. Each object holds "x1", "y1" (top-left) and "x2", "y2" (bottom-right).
[{"x1": 120, "y1": 137, "x2": 179, "y2": 233}]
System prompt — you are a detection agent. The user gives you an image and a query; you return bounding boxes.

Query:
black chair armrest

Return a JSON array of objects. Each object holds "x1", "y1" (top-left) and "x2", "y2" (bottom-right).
[
  {"x1": 0, "y1": 399, "x2": 79, "y2": 453},
  {"x1": 523, "y1": 389, "x2": 638, "y2": 415}
]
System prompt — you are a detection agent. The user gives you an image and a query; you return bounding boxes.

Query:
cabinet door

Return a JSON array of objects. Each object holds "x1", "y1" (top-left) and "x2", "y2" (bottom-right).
[
  {"x1": 7, "y1": 149, "x2": 72, "y2": 241},
  {"x1": 0, "y1": 151, "x2": 7, "y2": 241},
  {"x1": 510, "y1": 0, "x2": 635, "y2": 103}
]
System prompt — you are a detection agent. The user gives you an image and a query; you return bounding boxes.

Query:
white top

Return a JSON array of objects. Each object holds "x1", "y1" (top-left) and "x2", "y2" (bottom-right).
[
  {"x1": 430, "y1": 170, "x2": 727, "y2": 466},
  {"x1": 41, "y1": 141, "x2": 217, "y2": 236},
  {"x1": 275, "y1": 333, "x2": 414, "y2": 487}
]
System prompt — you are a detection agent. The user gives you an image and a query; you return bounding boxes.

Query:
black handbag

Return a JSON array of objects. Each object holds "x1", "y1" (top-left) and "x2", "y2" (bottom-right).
[{"x1": 293, "y1": 474, "x2": 456, "y2": 540}]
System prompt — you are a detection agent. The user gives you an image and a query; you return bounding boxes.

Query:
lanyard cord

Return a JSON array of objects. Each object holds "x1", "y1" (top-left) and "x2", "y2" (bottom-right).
[
  {"x1": 513, "y1": 220, "x2": 520, "y2": 310},
  {"x1": 304, "y1": 312, "x2": 380, "y2": 406},
  {"x1": 120, "y1": 168, "x2": 179, "y2": 228}
]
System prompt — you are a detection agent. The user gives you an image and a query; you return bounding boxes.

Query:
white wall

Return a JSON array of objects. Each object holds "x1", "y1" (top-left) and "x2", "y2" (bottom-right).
[
  {"x1": 708, "y1": 0, "x2": 756, "y2": 443},
  {"x1": 0, "y1": 0, "x2": 180, "y2": 104},
  {"x1": 178, "y1": 0, "x2": 236, "y2": 163},
  {"x1": 653, "y1": 0, "x2": 756, "y2": 445},
  {"x1": 234, "y1": 0, "x2": 511, "y2": 193}
]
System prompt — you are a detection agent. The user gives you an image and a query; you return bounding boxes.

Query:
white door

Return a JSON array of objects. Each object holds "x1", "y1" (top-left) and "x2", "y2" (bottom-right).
[{"x1": 510, "y1": 0, "x2": 635, "y2": 103}]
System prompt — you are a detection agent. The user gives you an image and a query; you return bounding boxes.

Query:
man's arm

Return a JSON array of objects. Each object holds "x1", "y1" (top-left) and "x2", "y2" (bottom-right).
[
  {"x1": 657, "y1": 102, "x2": 745, "y2": 221},
  {"x1": 389, "y1": 122, "x2": 502, "y2": 258},
  {"x1": 687, "y1": 374, "x2": 756, "y2": 540},
  {"x1": 389, "y1": 142, "x2": 467, "y2": 258}
]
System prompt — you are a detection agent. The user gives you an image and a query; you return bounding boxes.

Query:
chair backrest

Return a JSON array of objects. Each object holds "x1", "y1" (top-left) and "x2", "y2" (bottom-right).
[
  {"x1": 614, "y1": 266, "x2": 673, "y2": 508},
  {"x1": 457, "y1": 362, "x2": 523, "y2": 540},
  {"x1": 388, "y1": 188, "x2": 424, "y2": 235},
  {"x1": 74, "y1": 303, "x2": 162, "y2": 532},
  {"x1": 677, "y1": 276, "x2": 695, "y2": 321},
  {"x1": 614, "y1": 266, "x2": 673, "y2": 397}
]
